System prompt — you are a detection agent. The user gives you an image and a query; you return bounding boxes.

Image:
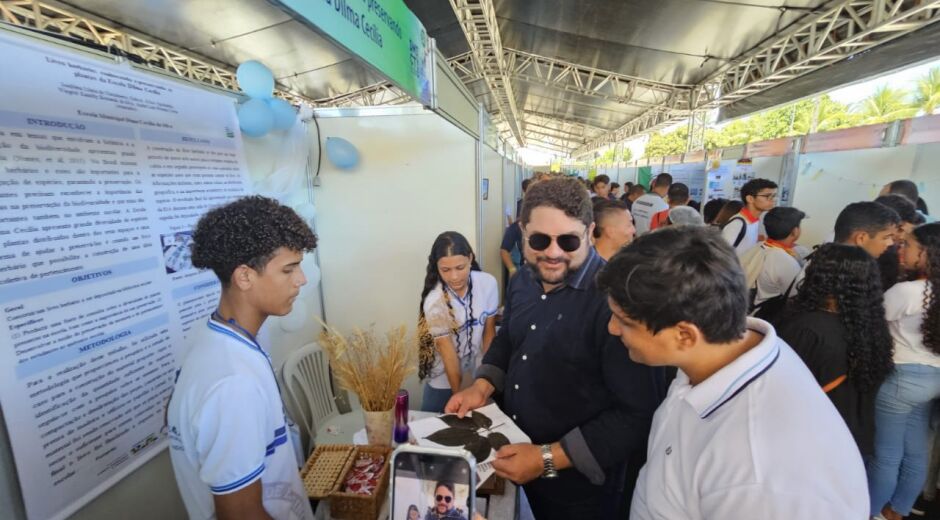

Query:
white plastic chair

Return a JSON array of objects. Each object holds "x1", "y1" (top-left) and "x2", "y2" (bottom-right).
[{"x1": 282, "y1": 342, "x2": 363, "y2": 450}]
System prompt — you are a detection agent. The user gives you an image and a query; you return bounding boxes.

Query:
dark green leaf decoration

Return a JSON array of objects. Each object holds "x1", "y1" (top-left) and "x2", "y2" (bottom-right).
[
  {"x1": 487, "y1": 432, "x2": 509, "y2": 451},
  {"x1": 425, "y1": 428, "x2": 481, "y2": 447},
  {"x1": 438, "y1": 415, "x2": 479, "y2": 430},
  {"x1": 465, "y1": 436, "x2": 492, "y2": 462},
  {"x1": 469, "y1": 411, "x2": 492, "y2": 430},
  {"x1": 426, "y1": 411, "x2": 504, "y2": 461}
]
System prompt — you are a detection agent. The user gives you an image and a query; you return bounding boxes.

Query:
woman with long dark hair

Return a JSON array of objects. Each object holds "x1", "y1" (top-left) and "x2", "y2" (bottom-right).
[
  {"x1": 778, "y1": 243, "x2": 894, "y2": 457},
  {"x1": 418, "y1": 232, "x2": 498, "y2": 412},
  {"x1": 868, "y1": 222, "x2": 940, "y2": 520}
]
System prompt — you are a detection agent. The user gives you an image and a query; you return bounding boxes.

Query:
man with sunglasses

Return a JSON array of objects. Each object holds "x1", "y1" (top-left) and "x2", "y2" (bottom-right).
[
  {"x1": 424, "y1": 482, "x2": 467, "y2": 520},
  {"x1": 721, "y1": 178, "x2": 778, "y2": 255},
  {"x1": 446, "y1": 177, "x2": 664, "y2": 519}
]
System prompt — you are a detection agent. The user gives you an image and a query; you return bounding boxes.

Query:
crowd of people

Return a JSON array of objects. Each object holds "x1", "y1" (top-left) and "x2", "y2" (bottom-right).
[
  {"x1": 419, "y1": 173, "x2": 939, "y2": 519},
  {"x1": 165, "y1": 170, "x2": 936, "y2": 520}
]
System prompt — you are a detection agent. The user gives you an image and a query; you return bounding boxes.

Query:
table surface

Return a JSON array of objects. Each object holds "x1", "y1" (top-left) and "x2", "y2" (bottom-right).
[{"x1": 314, "y1": 410, "x2": 519, "y2": 520}]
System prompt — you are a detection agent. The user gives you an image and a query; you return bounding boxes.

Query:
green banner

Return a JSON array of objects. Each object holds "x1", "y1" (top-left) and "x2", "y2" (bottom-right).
[
  {"x1": 277, "y1": 0, "x2": 434, "y2": 106},
  {"x1": 638, "y1": 166, "x2": 653, "y2": 189}
]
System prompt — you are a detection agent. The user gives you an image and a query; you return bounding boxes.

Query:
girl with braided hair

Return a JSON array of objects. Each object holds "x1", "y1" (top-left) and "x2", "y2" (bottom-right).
[
  {"x1": 868, "y1": 222, "x2": 940, "y2": 520},
  {"x1": 418, "y1": 232, "x2": 498, "y2": 413},
  {"x1": 777, "y1": 243, "x2": 894, "y2": 457}
]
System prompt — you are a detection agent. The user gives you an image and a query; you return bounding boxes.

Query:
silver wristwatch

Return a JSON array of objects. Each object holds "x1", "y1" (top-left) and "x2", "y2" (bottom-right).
[{"x1": 540, "y1": 444, "x2": 559, "y2": 479}]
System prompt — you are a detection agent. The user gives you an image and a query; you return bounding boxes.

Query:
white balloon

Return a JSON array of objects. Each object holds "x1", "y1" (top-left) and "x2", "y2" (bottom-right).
[{"x1": 279, "y1": 300, "x2": 308, "y2": 333}]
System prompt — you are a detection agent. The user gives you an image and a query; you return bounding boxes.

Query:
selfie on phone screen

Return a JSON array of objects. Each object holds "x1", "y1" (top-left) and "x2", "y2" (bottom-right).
[{"x1": 392, "y1": 450, "x2": 473, "y2": 520}]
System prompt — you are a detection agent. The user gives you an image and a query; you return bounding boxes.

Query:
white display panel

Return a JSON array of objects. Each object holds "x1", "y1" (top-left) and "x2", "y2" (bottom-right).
[
  {"x1": 664, "y1": 162, "x2": 707, "y2": 202},
  {"x1": 0, "y1": 31, "x2": 249, "y2": 520}
]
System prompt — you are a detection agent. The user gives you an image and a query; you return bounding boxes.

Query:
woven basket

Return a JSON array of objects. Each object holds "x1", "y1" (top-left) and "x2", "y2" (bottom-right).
[
  {"x1": 329, "y1": 445, "x2": 392, "y2": 520},
  {"x1": 300, "y1": 444, "x2": 354, "y2": 499}
]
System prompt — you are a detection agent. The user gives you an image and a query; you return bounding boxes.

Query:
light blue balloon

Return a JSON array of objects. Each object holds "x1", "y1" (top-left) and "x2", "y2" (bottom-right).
[
  {"x1": 236, "y1": 60, "x2": 274, "y2": 99},
  {"x1": 268, "y1": 98, "x2": 297, "y2": 130},
  {"x1": 325, "y1": 137, "x2": 360, "y2": 170},
  {"x1": 237, "y1": 98, "x2": 274, "y2": 137}
]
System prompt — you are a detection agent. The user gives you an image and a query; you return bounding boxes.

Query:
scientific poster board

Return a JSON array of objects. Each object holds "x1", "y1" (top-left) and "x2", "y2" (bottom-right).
[
  {"x1": 0, "y1": 31, "x2": 250, "y2": 520},
  {"x1": 664, "y1": 162, "x2": 706, "y2": 202},
  {"x1": 705, "y1": 159, "x2": 754, "y2": 202}
]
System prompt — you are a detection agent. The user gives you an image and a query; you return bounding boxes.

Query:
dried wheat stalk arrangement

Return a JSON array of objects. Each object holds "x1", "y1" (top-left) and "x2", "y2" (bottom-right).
[{"x1": 317, "y1": 321, "x2": 420, "y2": 412}]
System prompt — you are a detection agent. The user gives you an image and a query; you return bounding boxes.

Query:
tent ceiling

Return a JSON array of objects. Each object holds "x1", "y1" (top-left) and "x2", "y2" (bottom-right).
[
  {"x1": 35, "y1": 0, "x2": 940, "y2": 155},
  {"x1": 54, "y1": 0, "x2": 387, "y2": 101},
  {"x1": 407, "y1": 0, "x2": 940, "y2": 155}
]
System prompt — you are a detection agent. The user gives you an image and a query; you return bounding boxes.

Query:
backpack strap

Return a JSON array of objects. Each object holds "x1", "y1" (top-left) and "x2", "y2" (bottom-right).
[
  {"x1": 822, "y1": 374, "x2": 847, "y2": 393},
  {"x1": 723, "y1": 216, "x2": 748, "y2": 248}
]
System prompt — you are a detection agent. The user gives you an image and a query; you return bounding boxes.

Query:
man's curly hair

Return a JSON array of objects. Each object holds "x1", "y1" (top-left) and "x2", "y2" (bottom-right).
[
  {"x1": 191, "y1": 196, "x2": 317, "y2": 285},
  {"x1": 520, "y1": 177, "x2": 593, "y2": 227}
]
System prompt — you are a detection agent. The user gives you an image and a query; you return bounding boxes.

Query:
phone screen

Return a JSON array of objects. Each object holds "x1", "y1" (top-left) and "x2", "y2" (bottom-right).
[{"x1": 392, "y1": 451, "x2": 473, "y2": 520}]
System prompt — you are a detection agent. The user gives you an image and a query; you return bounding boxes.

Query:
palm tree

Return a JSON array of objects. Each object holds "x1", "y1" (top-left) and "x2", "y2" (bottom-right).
[
  {"x1": 912, "y1": 67, "x2": 940, "y2": 116},
  {"x1": 856, "y1": 85, "x2": 917, "y2": 124}
]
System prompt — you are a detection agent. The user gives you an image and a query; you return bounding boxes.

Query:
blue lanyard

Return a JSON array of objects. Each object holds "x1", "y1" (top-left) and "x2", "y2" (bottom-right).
[
  {"x1": 211, "y1": 310, "x2": 261, "y2": 347},
  {"x1": 209, "y1": 310, "x2": 289, "y2": 425}
]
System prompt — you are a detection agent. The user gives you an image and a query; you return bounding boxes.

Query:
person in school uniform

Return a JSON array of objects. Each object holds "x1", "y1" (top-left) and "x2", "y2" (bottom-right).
[
  {"x1": 720, "y1": 178, "x2": 777, "y2": 255},
  {"x1": 418, "y1": 231, "x2": 498, "y2": 413},
  {"x1": 631, "y1": 173, "x2": 671, "y2": 234},
  {"x1": 599, "y1": 226, "x2": 869, "y2": 519},
  {"x1": 166, "y1": 196, "x2": 317, "y2": 520},
  {"x1": 777, "y1": 243, "x2": 894, "y2": 458}
]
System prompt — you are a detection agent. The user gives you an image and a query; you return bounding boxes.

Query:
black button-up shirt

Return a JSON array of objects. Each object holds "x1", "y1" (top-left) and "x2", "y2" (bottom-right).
[{"x1": 477, "y1": 248, "x2": 664, "y2": 499}]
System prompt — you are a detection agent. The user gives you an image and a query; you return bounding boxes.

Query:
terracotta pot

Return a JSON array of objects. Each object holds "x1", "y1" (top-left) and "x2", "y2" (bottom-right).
[{"x1": 363, "y1": 408, "x2": 393, "y2": 446}]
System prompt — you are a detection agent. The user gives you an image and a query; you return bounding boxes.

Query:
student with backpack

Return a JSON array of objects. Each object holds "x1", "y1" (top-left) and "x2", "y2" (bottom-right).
[
  {"x1": 777, "y1": 243, "x2": 894, "y2": 458},
  {"x1": 721, "y1": 178, "x2": 777, "y2": 255},
  {"x1": 739, "y1": 207, "x2": 805, "y2": 323}
]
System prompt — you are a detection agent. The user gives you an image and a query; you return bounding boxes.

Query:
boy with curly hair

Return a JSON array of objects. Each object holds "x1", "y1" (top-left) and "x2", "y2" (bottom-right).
[{"x1": 167, "y1": 196, "x2": 317, "y2": 520}]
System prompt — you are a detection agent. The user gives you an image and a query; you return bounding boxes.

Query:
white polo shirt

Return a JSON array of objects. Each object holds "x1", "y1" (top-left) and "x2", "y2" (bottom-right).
[
  {"x1": 632, "y1": 193, "x2": 669, "y2": 235},
  {"x1": 424, "y1": 270, "x2": 499, "y2": 389},
  {"x1": 631, "y1": 318, "x2": 868, "y2": 520},
  {"x1": 167, "y1": 319, "x2": 314, "y2": 520},
  {"x1": 753, "y1": 243, "x2": 802, "y2": 307}
]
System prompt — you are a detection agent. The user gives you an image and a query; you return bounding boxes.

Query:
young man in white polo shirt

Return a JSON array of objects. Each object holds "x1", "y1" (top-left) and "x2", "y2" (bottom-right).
[
  {"x1": 597, "y1": 226, "x2": 868, "y2": 519},
  {"x1": 167, "y1": 196, "x2": 317, "y2": 520},
  {"x1": 721, "y1": 178, "x2": 777, "y2": 255},
  {"x1": 631, "y1": 173, "x2": 671, "y2": 235}
]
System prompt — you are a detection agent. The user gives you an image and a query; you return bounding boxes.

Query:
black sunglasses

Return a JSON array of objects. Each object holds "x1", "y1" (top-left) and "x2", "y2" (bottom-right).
[
  {"x1": 526, "y1": 232, "x2": 583, "y2": 252},
  {"x1": 436, "y1": 495, "x2": 452, "y2": 503}
]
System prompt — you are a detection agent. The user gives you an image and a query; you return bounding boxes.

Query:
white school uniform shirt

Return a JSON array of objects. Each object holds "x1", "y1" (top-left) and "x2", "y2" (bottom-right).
[
  {"x1": 721, "y1": 209, "x2": 761, "y2": 255},
  {"x1": 632, "y1": 193, "x2": 669, "y2": 235},
  {"x1": 167, "y1": 319, "x2": 314, "y2": 520},
  {"x1": 753, "y1": 243, "x2": 802, "y2": 306},
  {"x1": 885, "y1": 280, "x2": 940, "y2": 367},
  {"x1": 423, "y1": 271, "x2": 499, "y2": 389},
  {"x1": 631, "y1": 318, "x2": 868, "y2": 520}
]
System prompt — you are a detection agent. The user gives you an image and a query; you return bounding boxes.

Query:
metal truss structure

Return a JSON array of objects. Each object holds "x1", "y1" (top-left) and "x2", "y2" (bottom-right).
[
  {"x1": 572, "y1": 0, "x2": 940, "y2": 156},
  {"x1": 311, "y1": 81, "x2": 411, "y2": 108},
  {"x1": 449, "y1": 48, "x2": 684, "y2": 109},
  {"x1": 449, "y1": 0, "x2": 526, "y2": 147},
  {"x1": 0, "y1": 0, "x2": 317, "y2": 106},
  {"x1": 6, "y1": 0, "x2": 938, "y2": 157}
]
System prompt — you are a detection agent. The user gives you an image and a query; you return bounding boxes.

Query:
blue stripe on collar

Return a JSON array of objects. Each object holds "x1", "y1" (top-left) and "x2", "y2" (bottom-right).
[
  {"x1": 700, "y1": 344, "x2": 780, "y2": 419},
  {"x1": 206, "y1": 319, "x2": 270, "y2": 363}
]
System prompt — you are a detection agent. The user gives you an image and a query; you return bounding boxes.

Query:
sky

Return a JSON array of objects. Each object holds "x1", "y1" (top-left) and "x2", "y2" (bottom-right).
[{"x1": 518, "y1": 55, "x2": 940, "y2": 166}]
